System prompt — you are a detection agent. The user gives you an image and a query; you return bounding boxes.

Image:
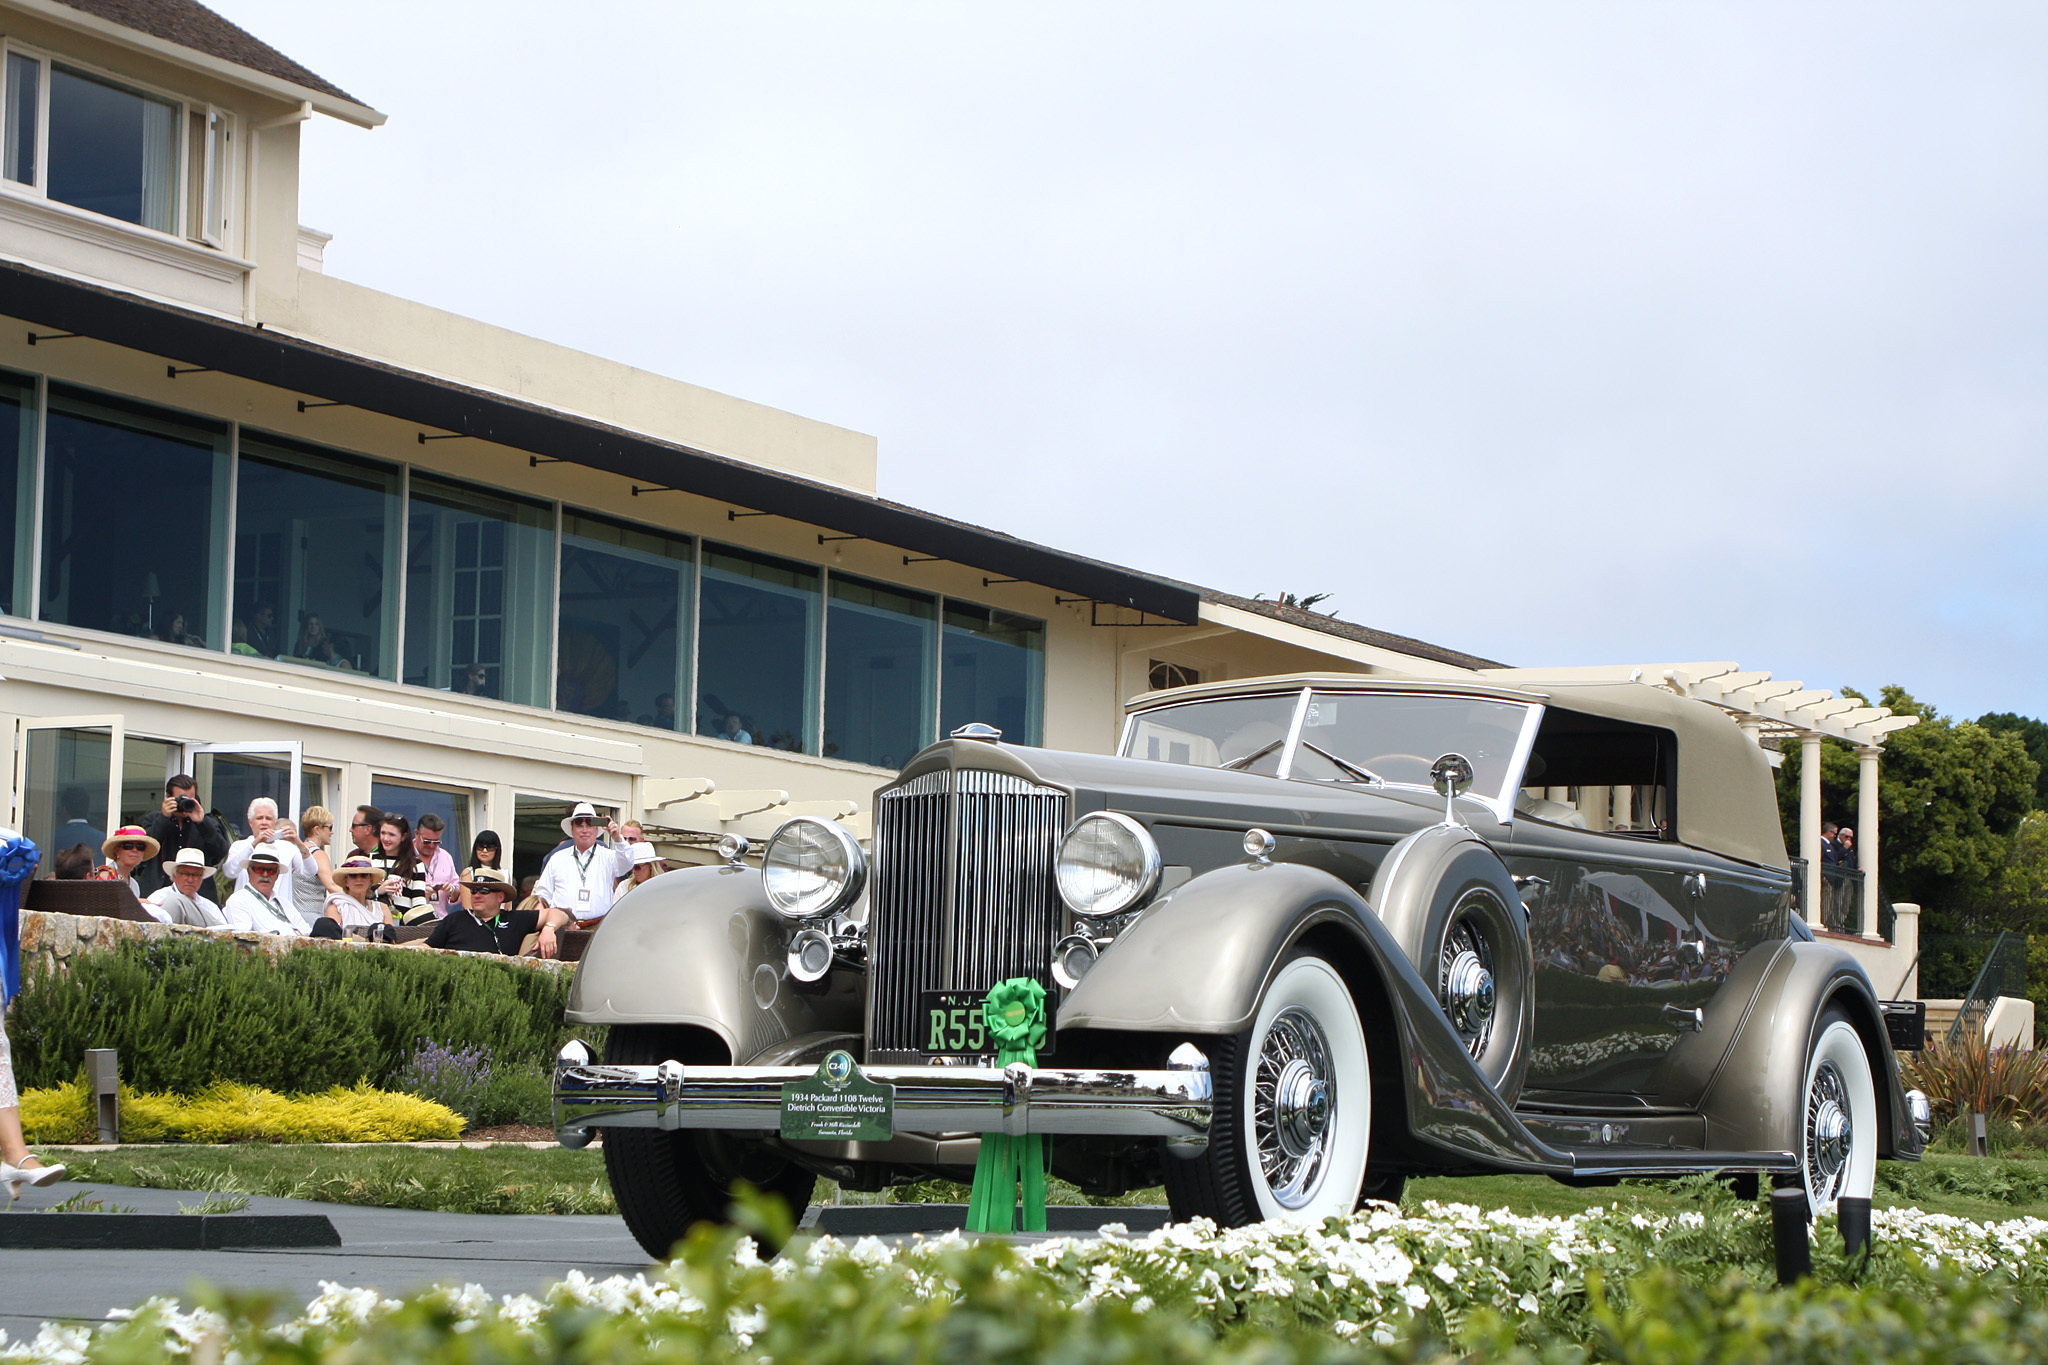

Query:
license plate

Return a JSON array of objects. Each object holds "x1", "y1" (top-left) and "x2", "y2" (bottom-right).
[{"x1": 917, "y1": 990, "x2": 1056, "y2": 1058}]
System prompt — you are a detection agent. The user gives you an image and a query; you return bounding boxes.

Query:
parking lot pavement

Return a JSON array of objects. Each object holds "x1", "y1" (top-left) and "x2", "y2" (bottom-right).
[{"x1": 0, "y1": 1180, "x2": 650, "y2": 1338}]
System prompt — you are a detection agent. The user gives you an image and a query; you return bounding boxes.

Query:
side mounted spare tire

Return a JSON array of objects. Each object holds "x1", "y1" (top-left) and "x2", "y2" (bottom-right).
[{"x1": 1371, "y1": 825, "x2": 1533, "y2": 1103}]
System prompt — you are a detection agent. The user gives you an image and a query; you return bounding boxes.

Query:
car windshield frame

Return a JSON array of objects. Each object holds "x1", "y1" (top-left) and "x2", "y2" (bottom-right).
[{"x1": 1121, "y1": 685, "x2": 1545, "y2": 821}]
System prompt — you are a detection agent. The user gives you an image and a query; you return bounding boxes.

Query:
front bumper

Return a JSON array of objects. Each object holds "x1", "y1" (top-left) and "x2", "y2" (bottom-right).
[{"x1": 552, "y1": 1040, "x2": 1213, "y2": 1149}]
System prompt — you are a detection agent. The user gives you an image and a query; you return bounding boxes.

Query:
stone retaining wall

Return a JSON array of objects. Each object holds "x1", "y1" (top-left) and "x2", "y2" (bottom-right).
[{"x1": 16, "y1": 910, "x2": 577, "y2": 983}]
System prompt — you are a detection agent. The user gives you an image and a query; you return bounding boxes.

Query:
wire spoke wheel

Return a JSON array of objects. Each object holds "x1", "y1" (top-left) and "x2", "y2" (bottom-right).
[
  {"x1": 1800, "y1": 1010, "x2": 1878, "y2": 1218},
  {"x1": 1437, "y1": 903, "x2": 1498, "y2": 1061},
  {"x1": 1253, "y1": 1007, "x2": 1336, "y2": 1208}
]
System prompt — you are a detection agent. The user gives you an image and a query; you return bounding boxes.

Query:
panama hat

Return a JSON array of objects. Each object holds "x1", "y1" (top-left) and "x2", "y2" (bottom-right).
[
  {"x1": 560, "y1": 801, "x2": 605, "y2": 837},
  {"x1": 245, "y1": 847, "x2": 286, "y2": 868},
  {"x1": 103, "y1": 825, "x2": 161, "y2": 861},
  {"x1": 627, "y1": 841, "x2": 671, "y2": 870},
  {"x1": 459, "y1": 867, "x2": 515, "y2": 896},
  {"x1": 160, "y1": 846, "x2": 214, "y2": 878}
]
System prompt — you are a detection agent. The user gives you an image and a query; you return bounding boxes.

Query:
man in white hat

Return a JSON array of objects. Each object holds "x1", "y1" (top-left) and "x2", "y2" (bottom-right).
[
  {"x1": 144, "y1": 848, "x2": 229, "y2": 928},
  {"x1": 532, "y1": 801, "x2": 634, "y2": 925},
  {"x1": 221, "y1": 848, "x2": 313, "y2": 936},
  {"x1": 614, "y1": 840, "x2": 672, "y2": 901}
]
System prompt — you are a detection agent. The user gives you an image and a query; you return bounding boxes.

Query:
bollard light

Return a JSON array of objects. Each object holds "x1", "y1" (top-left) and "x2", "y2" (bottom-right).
[
  {"x1": 1770, "y1": 1185, "x2": 1811, "y2": 1285},
  {"x1": 1838, "y1": 1196, "x2": 1872, "y2": 1258},
  {"x1": 85, "y1": 1048, "x2": 118, "y2": 1143}
]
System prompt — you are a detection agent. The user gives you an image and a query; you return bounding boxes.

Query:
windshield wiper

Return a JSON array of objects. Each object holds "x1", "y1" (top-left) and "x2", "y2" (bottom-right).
[
  {"x1": 1218, "y1": 739, "x2": 1284, "y2": 772},
  {"x1": 1297, "y1": 742, "x2": 1385, "y2": 785}
]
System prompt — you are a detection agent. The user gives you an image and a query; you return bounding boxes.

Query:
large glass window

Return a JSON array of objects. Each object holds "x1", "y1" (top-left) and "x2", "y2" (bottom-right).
[
  {"x1": 940, "y1": 602, "x2": 1044, "y2": 745},
  {"x1": 404, "y1": 474, "x2": 555, "y2": 708},
  {"x1": 696, "y1": 545, "x2": 819, "y2": 753},
  {"x1": 824, "y1": 574, "x2": 934, "y2": 769},
  {"x1": 234, "y1": 434, "x2": 401, "y2": 678},
  {"x1": 20, "y1": 724, "x2": 111, "y2": 879},
  {"x1": 557, "y1": 512, "x2": 692, "y2": 727},
  {"x1": 0, "y1": 368, "x2": 34, "y2": 618},
  {"x1": 40, "y1": 386, "x2": 227, "y2": 643},
  {"x1": 45, "y1": 63, "x2": 180, "y2": 233}
]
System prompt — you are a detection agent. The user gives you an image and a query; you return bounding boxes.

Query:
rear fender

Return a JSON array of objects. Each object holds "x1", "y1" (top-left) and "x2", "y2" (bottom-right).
[
  {"x1": 1697, "y1": 940, "x2": 1924, "y2": 1160},
  {"x1": 1060, "y1": 861, "x2": 1569, "y2": 1172},
  {"x1": 564, "y1": 864, "x2": 863, "y2": 1064}
]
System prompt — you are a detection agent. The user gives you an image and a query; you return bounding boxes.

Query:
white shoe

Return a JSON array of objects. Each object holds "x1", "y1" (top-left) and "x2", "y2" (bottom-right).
[{"x1": 0, "y1": 1158, "x2": 66, "y2": 1199}]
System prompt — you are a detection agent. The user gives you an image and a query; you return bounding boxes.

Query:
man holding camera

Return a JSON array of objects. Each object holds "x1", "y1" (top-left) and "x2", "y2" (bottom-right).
[{"x1": 137, "y1": 774, "x2": 231, "y2": 900}]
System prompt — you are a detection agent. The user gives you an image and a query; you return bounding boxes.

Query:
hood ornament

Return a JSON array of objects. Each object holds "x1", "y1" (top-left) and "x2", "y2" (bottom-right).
[{"x1": 951, "y1": 722, "x2": 1003, "y2": 742}]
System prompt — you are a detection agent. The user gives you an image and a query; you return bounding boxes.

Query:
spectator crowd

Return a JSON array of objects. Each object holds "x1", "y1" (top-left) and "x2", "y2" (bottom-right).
[{"x1": 42, "y1": 777, "x2": 677, "y2": 960}]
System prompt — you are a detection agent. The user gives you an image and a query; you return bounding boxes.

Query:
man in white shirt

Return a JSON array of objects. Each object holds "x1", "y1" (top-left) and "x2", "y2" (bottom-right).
[
  {"x1": 222, "y1": 798, "x2": 307, "y2": 906},
  {"x1": 145, "y1": 848, "x2": 229, "y2": 929},
  {"x1": 532, "y1": 801, "x2": 633, "y2": 924},
  {"x1": 222, "y1": 850, "x2": 312, "y2": 936}
]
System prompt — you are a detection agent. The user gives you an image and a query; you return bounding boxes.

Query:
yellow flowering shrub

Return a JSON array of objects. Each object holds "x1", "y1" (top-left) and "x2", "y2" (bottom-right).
[{"x1": 19, "y1": 1076, "x2": 463, "y2": 1144}]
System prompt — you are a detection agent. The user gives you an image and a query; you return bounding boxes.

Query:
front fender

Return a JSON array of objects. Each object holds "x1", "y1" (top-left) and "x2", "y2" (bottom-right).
[
  {"x1": 564, "y1": 865, "x2": 861, "y2": 1064},
  {"x1": 1697, "y1": 940, "x2": 1924, "y2": 1161},
  {"x1": 1060, "y1": 861, "x2": 1572, "y2": 1174}
]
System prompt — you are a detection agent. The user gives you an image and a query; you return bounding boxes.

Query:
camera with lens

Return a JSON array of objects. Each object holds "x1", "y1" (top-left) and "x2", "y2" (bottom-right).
[{"x1": 174, "y1": 795, "x2": 200, "y2": 815}]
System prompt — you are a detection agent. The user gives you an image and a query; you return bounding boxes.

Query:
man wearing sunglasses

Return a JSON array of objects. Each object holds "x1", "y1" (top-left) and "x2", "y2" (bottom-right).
[{"x1": 532, "y1": 801, "x2": 634, "y2": 927}]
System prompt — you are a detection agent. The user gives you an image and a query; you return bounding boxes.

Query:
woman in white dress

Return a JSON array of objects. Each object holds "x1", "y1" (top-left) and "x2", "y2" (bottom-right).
[{"x1": 322, "y1": 855, "x2": 394, "y2": 942}]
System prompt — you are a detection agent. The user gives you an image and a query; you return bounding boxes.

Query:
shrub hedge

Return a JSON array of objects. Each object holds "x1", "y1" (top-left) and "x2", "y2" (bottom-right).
[{"x1": 7, "y1": 936, "x2": 583, "y2": 1094}]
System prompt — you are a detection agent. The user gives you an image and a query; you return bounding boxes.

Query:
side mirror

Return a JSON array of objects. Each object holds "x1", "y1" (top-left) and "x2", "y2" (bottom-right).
[{"x1": 1431, "y1": 752, "x2": 1475, "y2": 826}]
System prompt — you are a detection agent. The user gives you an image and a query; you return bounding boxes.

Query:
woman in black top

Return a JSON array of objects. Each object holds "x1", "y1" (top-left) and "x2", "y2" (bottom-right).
[{"x1": 460, "y1": 830, "x2": 504, "y2": 912}]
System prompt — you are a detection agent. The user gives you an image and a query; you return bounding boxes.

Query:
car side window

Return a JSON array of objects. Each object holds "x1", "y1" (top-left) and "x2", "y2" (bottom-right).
[{"x1": 1516, "y1": 709, "x2": 1675, "y2": 840}]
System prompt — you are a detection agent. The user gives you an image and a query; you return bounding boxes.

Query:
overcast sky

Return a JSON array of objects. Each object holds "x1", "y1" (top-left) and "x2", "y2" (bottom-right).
[{"x1": 230, "y1": 2, "x2": 2048, "y2": 721}]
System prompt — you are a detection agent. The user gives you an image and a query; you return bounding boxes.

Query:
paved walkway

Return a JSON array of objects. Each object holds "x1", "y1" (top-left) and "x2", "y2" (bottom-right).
[{"x1": 0, "y1": 1180, "x2": 649, "y2": 1336}]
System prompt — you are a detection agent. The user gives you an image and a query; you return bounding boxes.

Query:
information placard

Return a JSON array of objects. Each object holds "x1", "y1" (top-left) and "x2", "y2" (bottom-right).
[{"x1": 779, "y1": 1050, "x2": 895, "y2": 1141}]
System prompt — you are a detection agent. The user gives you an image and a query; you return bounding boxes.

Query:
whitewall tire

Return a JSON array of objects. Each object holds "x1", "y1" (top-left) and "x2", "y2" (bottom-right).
[{"x1": 1801, "y1": 1009, "x2": 1878, "y2": 1218}]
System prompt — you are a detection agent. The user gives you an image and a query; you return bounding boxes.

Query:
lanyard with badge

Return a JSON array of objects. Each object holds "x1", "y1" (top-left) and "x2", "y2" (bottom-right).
[{"x1": 572, "y1": 848, "x2": 597, "y2": 904}]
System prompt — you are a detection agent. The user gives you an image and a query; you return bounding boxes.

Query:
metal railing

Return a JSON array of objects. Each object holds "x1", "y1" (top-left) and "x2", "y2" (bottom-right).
[
  {"x1": 1939, "y1": 931, "x2": 2028, "y2": 1046},
  {"x1": 1789, "y1": 859, "x2": 1878, "y2": 939}
]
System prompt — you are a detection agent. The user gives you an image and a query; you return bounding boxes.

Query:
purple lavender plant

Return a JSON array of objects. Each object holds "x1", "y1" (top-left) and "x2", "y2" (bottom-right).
[{"x1": 393, "y1": 1040, "x2": 496, "y2": 1119}]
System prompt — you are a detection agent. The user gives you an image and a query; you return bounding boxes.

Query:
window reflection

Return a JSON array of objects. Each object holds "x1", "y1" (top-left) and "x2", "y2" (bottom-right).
[
  {"x1": 825, "y1": 574, "x2": 934, "y2": 768},
  {"x1": 940, "y1": 602, "x2": 1044, "y2": 746},
  {"x1": 41, "y1": 386, "x2": 227, "y2": 644},
  {"x1": 234, "y1": 435, "x2": 401, "y2": 678},
  {"x1": 47, "y1": 64, "x2": 179, "y2": 232},
  {"x1": 556, "y1": 512, "x2": 691, "y2": 726},
  {"x1": 697, "y1": 545, "x2": 819, "y2": 753},
  {"x1": 404, "y1": 474, "x2": 554, "y2": 707}
]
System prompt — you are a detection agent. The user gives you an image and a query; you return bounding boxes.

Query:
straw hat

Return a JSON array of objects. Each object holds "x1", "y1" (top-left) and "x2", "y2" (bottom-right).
[
  {"x1": 333, "y1": 854, "x2": 382, "y2": 882},
  {"x1": 627, "y1": 841, "x2": 671, "y2": 870},
  {"x1": 160, "y1": 846, "x2": 214, "y2": 878},
  {"x1": 459, "y1": 867, "x2": 515, "y2": 897},
  {"x1": 103, "y1": 825, "x2": 161, "y2": 860},
  {"x1": 560, "y1": 801, "x2": 605, "y2": 837},
  {"x1": 245, "y1": 847, "x2": 285, "y2": 869}
]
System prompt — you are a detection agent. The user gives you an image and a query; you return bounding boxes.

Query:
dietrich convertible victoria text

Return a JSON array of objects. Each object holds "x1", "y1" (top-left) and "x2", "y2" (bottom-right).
[{"x1": 554, "y1": 674, "x2": 1930, "y2": 1256}]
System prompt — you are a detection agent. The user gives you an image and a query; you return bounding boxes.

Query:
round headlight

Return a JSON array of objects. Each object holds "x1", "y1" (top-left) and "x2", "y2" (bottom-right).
[
  {"x1": 1056, "y1": 812, "x2": 1162, "y2": 918},
  {"x1": 761, "y1": 817, "x2": 867, "y2": 920}
]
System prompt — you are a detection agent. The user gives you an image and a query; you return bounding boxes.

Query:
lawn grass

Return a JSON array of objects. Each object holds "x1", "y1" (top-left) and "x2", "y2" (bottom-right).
[{"x1": 58, "y1": 1144, "x2": 2048, "y2": 1222}]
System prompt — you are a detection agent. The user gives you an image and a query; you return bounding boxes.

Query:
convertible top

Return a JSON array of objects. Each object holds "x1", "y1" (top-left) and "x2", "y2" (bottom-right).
[{"x1": 1125, "y1": 672, "x2": 1790, "y2": 871}]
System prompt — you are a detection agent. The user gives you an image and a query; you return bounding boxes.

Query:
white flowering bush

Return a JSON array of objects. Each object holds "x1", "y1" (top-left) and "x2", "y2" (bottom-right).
[{"x1": 2, "y1": 1188, "x2": 2045, "y2": 1365}]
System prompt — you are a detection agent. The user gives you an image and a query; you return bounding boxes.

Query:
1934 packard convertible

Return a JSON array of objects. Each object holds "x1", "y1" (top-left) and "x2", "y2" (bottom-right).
[{"x1": 554, "y1": 674, "x2": 1929, "y2": 1257}]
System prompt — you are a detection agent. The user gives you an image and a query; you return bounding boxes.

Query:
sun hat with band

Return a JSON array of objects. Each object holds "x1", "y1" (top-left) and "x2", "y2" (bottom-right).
[
  {"x1": 459, "y1": 867, "x2": 515, "y2": 898},
  {"x1": 627, "y1": 841, "x2": 671, "y2": 870},
  {"x1": 559, "y1": 801, "x2": 606, "y2": 837},
  {"x1": 160, "y1": 845, "x2": 214, "y2": 878},
  {"x1": 103, "y1": 825, "x2": 161, "y2": 861},
  {"x1": 333, "y1": 854, "x2": 382, "y2": 882}
]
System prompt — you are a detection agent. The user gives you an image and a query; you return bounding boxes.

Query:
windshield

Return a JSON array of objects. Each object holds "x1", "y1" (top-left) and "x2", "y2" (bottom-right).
[
  {"x1": 1123, "y1": 695, "x2": 1299, "y2": 776},
  {"x1": 1292, "y1": 692, "x2": 1531, "y2": 796}
]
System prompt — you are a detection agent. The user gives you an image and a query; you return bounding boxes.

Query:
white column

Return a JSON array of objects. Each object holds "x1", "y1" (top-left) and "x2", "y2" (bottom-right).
[
  {"x1": 1858, "y1": 745, "x2": 1882, "y2": 939},
  {"x1": 1891, "y1": 904, "x2": 1920, "y2": 998},
  {"x1": 1800, "y1": 734, "x2": 1823, "y2": 927}
]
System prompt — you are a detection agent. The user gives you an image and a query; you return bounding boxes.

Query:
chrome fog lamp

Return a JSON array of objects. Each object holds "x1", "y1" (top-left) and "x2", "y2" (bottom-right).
[
  {"x1": 1905, "y1": 1088, "x2": 1932, "y2": 1142},
  {"x1": 761, "y1": 817, "x2": 867, "y2": 920},
  {"x1": 1056, "y1": 811, "x2": 1161, "y2": 919},
  {"x1": 787, "y1": 926, "x2": 836, "y2": 983},
  {"x1": 1051, "y1": 932, "x2": 1099, "y2": 989}
]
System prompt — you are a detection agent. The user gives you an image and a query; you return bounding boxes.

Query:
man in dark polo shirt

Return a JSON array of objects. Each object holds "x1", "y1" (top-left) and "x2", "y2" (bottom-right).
[{"x1": 422, "y1": 869, "x2": 572, "y2": 957}]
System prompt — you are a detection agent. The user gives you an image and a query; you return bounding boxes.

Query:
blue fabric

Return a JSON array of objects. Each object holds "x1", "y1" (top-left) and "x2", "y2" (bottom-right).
[{"x1": 0, "y1": 833, "x2": 38, "y2": 1005}]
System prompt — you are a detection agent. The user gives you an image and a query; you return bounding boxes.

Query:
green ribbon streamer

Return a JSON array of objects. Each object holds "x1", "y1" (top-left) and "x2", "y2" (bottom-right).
[{"x1": 965, "y1": 977, "x2": 1049, "y2": 1233}]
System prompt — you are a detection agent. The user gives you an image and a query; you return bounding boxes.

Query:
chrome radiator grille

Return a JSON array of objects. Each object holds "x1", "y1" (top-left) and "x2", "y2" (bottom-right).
[{"x1": 866, "y1": 767, "x2": 1069, "y2": 1058}]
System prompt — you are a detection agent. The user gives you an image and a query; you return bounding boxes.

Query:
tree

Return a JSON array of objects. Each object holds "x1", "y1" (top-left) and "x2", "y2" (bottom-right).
[
  {"x1": 1977, "y1": 711, "x2": 2048, "y2": 809},
  {"x1": 1774, "y1": 687, "x2": 2039, "y2": 920}
]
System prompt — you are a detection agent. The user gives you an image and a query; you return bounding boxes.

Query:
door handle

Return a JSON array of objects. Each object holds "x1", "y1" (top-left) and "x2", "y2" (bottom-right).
[
  {"x1": 1512, "y1": 874, "x2": 1550, "y2": 893},
  {"x1": 1662, "y1": 1004, "x2": 1705, "y2": 1033},
  {"x1": 1685, "y1": 872, "x2": 1707, "y2": 898}
]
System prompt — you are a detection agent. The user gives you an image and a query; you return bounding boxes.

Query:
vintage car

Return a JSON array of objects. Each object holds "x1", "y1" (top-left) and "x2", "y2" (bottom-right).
[{"x1": 554, "y1": 673, "x2": 1929, "y2": 1257}]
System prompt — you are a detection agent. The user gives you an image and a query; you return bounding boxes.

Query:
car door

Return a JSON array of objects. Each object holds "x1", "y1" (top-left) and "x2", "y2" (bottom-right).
[{"x1": 1503, "y1": 821, "x2": 1720, "y2": 1105}]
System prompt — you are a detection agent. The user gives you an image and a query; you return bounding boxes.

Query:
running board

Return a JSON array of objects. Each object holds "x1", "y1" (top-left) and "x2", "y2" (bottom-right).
[{"x1": 1556, "y1": 1148, "x2": 1799, "y2": 1180}]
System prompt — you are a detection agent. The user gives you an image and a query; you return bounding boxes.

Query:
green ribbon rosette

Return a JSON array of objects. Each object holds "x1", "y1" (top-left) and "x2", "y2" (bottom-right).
[{"x1": 965, "y1": 977, "x2": 1050, "y2": 1233}]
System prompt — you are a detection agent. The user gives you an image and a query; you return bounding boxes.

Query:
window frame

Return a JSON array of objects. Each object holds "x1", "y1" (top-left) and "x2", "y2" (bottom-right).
[{"x1": 0, "y1": 39, "x2": 232, "y2": 248}]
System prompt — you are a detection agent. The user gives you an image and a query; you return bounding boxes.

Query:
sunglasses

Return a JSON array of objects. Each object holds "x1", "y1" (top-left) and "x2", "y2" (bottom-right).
[{"x1": 118, "y1": 842, "x2": 146, "y2": 852}]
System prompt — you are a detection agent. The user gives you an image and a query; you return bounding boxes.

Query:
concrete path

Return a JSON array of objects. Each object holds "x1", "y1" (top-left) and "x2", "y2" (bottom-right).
[{"x1": 0, "y1": 1180, "x2": 648, "y2": 1337}]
